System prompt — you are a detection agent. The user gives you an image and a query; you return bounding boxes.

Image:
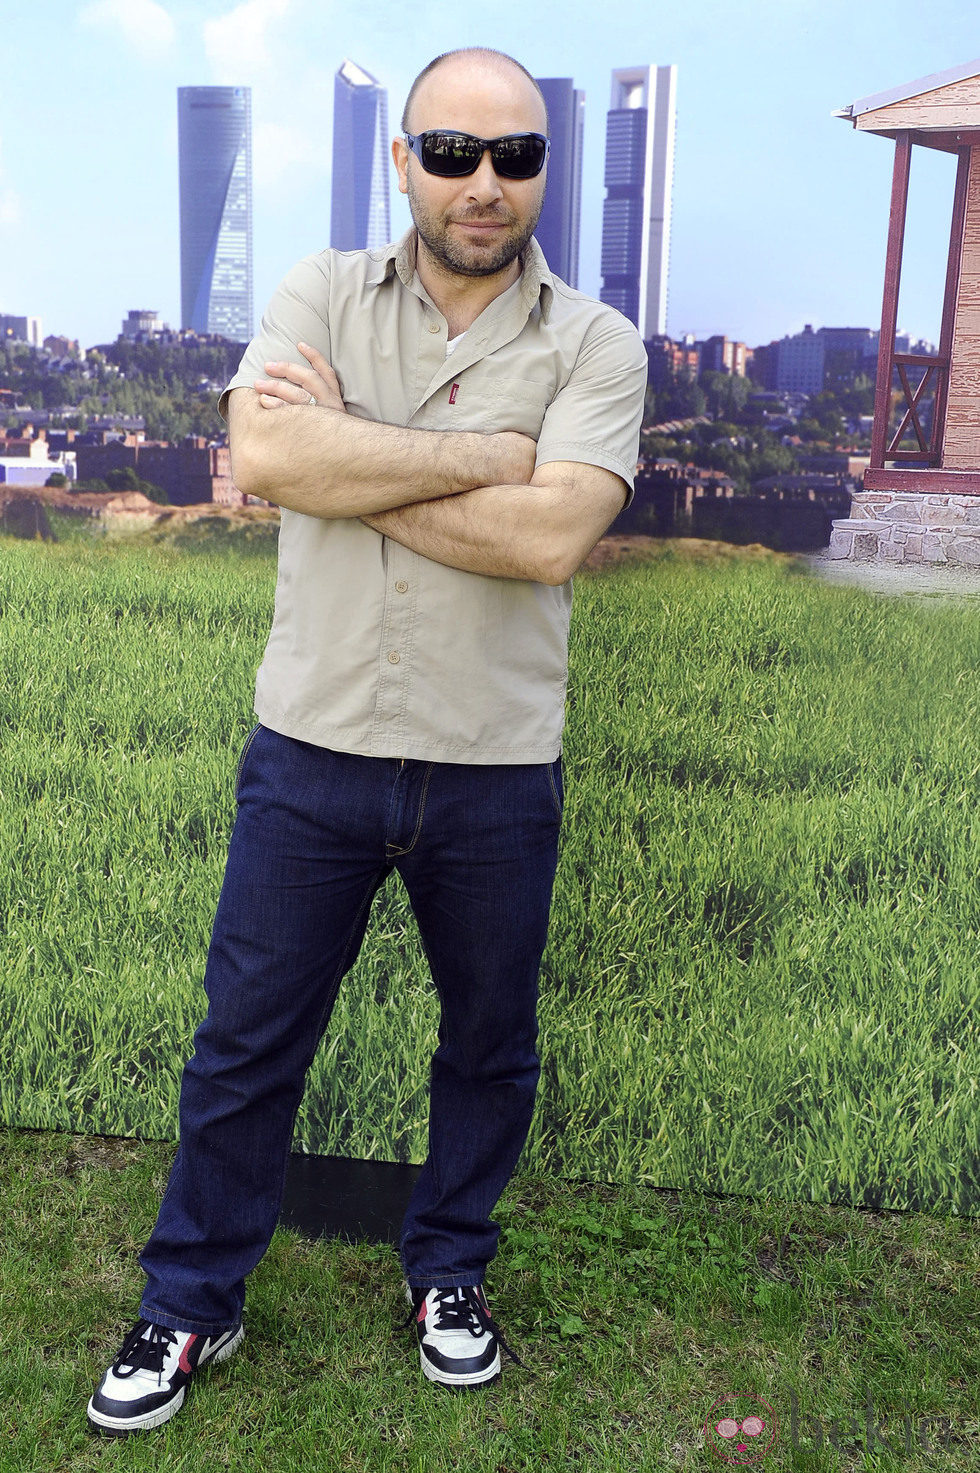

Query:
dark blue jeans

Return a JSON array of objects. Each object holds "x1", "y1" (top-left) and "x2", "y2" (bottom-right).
[{"x1": 139, "y1": 725, "x2": 563, "y2": 1335}]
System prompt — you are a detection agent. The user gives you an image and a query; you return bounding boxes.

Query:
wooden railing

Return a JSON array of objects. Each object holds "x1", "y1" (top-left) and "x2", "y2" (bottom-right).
[{"x1": 885, "y1": 353, "x2": 949, "y2": 464}]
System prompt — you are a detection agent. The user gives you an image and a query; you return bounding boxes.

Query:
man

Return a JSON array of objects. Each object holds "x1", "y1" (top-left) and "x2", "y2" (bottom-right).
[{"x1": 87, "y1": 46, "x2": 647, "y2": 1433}]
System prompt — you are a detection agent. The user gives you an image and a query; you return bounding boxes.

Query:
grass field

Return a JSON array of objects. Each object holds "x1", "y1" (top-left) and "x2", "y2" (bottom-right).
[
  {"x1": 2, "y1": 533, "x2": 980, "y2": 1213},
  {"x1": 2, "y1": 1126, "x2": 978, "y2": 1472}
]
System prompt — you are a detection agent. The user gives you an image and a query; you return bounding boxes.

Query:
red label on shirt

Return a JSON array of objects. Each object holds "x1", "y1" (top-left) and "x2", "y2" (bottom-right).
[{"x1": 449, "y1": 383, "x2": 459, "y2": 405}]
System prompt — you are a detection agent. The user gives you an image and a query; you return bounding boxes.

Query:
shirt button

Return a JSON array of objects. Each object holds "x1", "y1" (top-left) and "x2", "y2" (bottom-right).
[
  {"x1": 395, "y1": 580, "x2": 409, "y2": 593},
  {"x1": 427, "y1": 321, "x2": 440, "y2": 334},
  {"x1": 387, "y1": 651, "x2": 401, "y2": 664}
]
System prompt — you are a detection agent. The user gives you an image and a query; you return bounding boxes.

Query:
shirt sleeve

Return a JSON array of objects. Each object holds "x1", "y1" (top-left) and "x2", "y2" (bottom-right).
[
  {"x1": 217, "y1": 252, "x2": 334, "y2": 421},
  {"x1": 533, "y1": 312, "x2": 648, "y2": 508}
]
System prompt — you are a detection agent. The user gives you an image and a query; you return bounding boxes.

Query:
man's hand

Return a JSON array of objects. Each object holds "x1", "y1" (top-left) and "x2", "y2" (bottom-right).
[
  {"x1": 227, "y1": 355, "x2": 538, "y2": 518},
  {"x1": 253, "y1": 341, "x2": 347, "y2": 414}
]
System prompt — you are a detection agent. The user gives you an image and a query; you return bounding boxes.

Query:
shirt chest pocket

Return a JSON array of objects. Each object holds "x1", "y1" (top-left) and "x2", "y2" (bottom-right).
[{"x1": 452, "y1": 375, "x2": 555, "y2": 440}]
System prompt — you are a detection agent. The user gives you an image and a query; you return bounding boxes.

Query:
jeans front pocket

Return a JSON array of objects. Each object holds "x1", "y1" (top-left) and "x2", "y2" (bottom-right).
[
  {"x1": 546, "y1": 755, "x2": 564, "y2": 822},
  {"x1": 234, "y1": 722, "x2": 263, "y2": 803}
]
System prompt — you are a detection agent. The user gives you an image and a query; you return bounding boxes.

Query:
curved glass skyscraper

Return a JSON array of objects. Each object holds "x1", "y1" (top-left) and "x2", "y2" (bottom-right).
[
  {"x1": 331, "y1": 60, "x2": 390, "y2": 252},
  {"x1": 178, "y1": 86, "x2": 253, "y2": 341}
]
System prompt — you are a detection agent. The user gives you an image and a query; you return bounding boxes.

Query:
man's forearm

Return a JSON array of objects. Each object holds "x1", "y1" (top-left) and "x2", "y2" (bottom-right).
[
  {"x1": 361, "y1": 483, "x2": 563, "y2": 585},
  {"x1": 361, "y1": 459, "x2": 629, "y2": 586},
  {"x1": 229, "y1": 392, "x2": 535, "y2": 519}
]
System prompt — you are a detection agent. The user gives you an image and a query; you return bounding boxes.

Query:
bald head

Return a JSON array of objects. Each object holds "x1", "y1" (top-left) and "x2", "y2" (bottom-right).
[{"x1": 401, "y1": 48, "x2": 548, "y2": 135}]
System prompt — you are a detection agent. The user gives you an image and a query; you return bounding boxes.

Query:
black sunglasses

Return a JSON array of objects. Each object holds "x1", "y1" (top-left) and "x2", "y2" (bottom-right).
[{"x1": 403, "y1": 130, "x2": 550, "y2": 180}]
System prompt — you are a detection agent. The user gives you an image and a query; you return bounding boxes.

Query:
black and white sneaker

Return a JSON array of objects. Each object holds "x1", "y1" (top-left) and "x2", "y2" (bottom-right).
[
  {"x1": 407, "y1": 1285, "x2": 521, "y2": 1388},
  {"x1": 86, "y1": 1318, "x2": 243, "y2": 1434}
]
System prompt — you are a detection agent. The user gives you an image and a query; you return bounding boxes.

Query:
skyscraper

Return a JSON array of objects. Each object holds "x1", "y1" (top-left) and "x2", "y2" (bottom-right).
[
  {"x1": 178, "y1": 86, "x2": 253, "y2": 341},
  {"x1": 534, "y1": 78, "x2": 584, "y2": 287},
  {"x1": 600, "y1": 66, "x2": 676, "y2": 339},
  {"x1": 331, "y1": 60, "x2": 390, "y2": 251}
]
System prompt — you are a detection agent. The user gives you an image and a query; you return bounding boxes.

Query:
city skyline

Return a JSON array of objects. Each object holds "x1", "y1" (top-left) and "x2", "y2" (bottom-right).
[
  {"x1": 3, "y1": 1, "x2": 977, "y2": 350},
  {"x1": 177, "y1": 85, "x2": 253, "y2": 339}
]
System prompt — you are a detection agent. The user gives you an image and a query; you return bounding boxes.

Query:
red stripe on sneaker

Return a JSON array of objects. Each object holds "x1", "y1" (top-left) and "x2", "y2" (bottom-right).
[
  {"x1": 417, "y1": 1302, "x2": 427, "y2": 1322},
  {"x1": 178, "y1": 1335, "x2": 199, "y2": 1373}
]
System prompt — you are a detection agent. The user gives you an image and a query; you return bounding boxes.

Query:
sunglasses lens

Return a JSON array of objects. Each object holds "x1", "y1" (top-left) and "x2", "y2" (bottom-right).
[
  {"x1": 420, "y1": 132, "x2": 482, "y2": 176},
  {"x1": 491, "y1": 135, "x2": 547, "y2": 179}
]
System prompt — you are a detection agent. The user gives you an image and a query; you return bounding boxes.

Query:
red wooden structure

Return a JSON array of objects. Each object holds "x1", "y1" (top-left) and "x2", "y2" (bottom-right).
[{"x1": 837, "y1": 62, "x2": 980, "y2": 494}]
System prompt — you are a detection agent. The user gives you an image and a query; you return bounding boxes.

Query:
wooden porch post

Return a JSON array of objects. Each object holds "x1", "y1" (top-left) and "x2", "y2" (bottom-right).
[
  {"x1": 870, "y1": 131, "x2": 912, "y2": 469},
  {"x1": 932, "y1": 146, "x2": 971, "y2": 461}
]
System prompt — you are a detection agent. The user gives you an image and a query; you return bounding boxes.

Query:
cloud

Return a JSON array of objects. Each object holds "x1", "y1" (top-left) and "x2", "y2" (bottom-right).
[
  {"x1": 203, "y1": 0, "x2": 292, "y2": 85},
  {"x1": 78, "y1": 0, "x2": 176, "y2": 58}
]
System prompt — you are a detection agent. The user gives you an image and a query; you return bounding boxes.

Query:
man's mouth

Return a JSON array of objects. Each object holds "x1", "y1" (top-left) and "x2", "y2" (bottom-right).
[{"x1": 451, "y1": 213, "x2": 513, "y2": 230}]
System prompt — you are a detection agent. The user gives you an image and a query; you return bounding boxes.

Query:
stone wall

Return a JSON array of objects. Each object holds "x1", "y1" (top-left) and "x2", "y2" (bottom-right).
[{"x1": 828, "y1": 490, "x2": 980, "y2": 565}]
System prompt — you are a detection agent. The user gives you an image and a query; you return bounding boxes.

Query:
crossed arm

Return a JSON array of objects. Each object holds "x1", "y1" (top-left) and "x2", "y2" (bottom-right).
[{"x1": 227, "y1": 343, "x2": 629, "y2": 586}]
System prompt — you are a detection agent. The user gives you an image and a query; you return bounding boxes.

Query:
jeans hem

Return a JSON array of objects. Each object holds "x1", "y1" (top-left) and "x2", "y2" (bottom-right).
[
  {"x1": 403, "y1": 1273, "x2": 486, "y2": 1291},
  {"x1": 138, "y1": 1303, "x2": 242, "y2": 1338}
]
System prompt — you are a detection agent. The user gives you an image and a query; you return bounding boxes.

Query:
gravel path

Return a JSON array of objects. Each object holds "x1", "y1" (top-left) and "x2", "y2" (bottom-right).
[{"x1": 804, "y1": 552, "x2": 980, "y2": 603}]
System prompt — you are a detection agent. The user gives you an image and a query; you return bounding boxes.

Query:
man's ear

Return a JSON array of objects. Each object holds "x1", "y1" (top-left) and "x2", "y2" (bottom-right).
[{"x1": 392, "y1": 136, "x2": 409, "y2": 196}]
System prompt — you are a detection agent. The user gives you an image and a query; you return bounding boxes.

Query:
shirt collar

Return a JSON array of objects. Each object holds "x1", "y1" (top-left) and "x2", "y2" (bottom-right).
[{"x1": 366, "y1": 227, "x2": 555, "y2": 324}]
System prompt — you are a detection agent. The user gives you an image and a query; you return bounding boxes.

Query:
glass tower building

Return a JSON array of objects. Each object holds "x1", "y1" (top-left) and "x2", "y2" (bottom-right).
[
  {"x1": 600, "y1": 66, "x2": 676, "y2": 339},
  {"x1": 534, "y1": 78, "x2": 584, "y2": 287},
  {"x1": 178, "y1": 86, "x2": 253, "y2": 341},
  {"x1": 331, "y1": 60, "x2": 390, "y2": 251}
]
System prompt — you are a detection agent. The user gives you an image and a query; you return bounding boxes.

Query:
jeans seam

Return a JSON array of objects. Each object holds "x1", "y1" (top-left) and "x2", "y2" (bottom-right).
[{"x1": 385, "y1": 762, "x2": 434, "y2": 857}]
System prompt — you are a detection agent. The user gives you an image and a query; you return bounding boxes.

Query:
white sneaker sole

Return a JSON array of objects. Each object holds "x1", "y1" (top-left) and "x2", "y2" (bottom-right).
[
  {"x1": 419, "y1": 1349, "x2": 501, "y2": 1388},
  {"x1": 86, "y1": 1325, "x2": 244, "y2": 1434}
]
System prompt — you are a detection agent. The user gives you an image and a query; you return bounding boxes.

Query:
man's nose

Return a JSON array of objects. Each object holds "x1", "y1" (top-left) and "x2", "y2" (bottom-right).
[{"x1": 465, "y1": 151, "x2": 504, "y2": 202}]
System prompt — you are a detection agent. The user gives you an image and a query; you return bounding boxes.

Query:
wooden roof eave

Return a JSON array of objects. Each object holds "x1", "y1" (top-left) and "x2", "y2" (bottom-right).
[{"x1": 846, "y1": 126, "x2": 980, "y2": 155}]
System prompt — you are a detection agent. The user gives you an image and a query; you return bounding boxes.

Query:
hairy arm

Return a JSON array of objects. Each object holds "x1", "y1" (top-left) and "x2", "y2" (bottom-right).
[
  {"x1": 359, "y1": 461, "x2": 630, "y2": 586},
  {"x1": 228, "y1": 343, "x2": 536, "y2": 519},
  {"x1": 358, "y1": 310, "x2": 647, "y2": 585}
]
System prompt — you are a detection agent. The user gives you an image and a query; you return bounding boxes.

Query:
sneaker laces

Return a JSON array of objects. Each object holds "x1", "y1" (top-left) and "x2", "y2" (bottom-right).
[
  {"x1": 112, "y1": 1320, "x2": 178, "y2": 1383},
  {"x1": 401, "y1": 1286, "x2": 526, "y2": 1369}
]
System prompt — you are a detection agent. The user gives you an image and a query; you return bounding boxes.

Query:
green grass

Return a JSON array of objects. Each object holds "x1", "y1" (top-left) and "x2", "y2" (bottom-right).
[
  {"x1": 2, "y1": 1127, "x2": 977, "y2": 1472},
  {"x1": 1, "y1": 536, "x2": 980, "y2": 1213}
]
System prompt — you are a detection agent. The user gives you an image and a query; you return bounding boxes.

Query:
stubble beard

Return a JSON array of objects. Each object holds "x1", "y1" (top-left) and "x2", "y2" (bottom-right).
[{"x1": 407, "y1": 176, "x2": 542, "y2": 280}]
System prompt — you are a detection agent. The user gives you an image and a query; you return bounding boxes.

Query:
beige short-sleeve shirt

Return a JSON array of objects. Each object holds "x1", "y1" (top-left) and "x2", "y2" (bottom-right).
[{"x1": 220, "y1": 229, "x2": 647, "y2": 764}]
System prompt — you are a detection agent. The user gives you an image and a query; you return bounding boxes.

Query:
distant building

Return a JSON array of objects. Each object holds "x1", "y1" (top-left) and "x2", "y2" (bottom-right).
[
  {"x1": 701, "y1": 335, "x2": 748, "y2": 377},
  {"x1": 331, "y1": 60, "x2": 390, "y2": 251},
  {"x1": 178, "y1": 86, "x2": 253, "y2": 341},
  {"x1": 600, "y1": 65, "x2": 676, "y2": 338},
  {"x1": 774, "y1": 325, "x2": 825, "y2": 395},
  {"x1": 644, "y1": 335, "x2": 674, "y2": 390},
  {"x1": 122, "y1": 310, "x2": 163, "y2": 341},
  {"x1": 43, "y1": 335, "x2": 81, "y2": 359},
  {"x1": 1, "y1": 315, "x2": 42, "y2": 347},
  {"x1": 75, "y1": 435, "x2": 237, "y2": 505},
  {"x1": 819, "y1": 327, "x2": 876, "y2": 389},
  {"x1": 534, "y1": 78, "x2": 584, "y2": 286},
  {"x1": 819, "y1": 326, "x2": 878, "y2": 357},
  {"x1": 138, "y1": 439, "x2": 237, "y2": 505},
  {"x1": 0, "y1": 429, "x2": 75, "y2": 483}
]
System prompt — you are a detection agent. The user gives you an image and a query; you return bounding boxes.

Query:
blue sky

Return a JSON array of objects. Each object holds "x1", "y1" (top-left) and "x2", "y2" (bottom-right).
[{"x1": 3, "y1": 0, "x2": 978, "y2": 350}]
